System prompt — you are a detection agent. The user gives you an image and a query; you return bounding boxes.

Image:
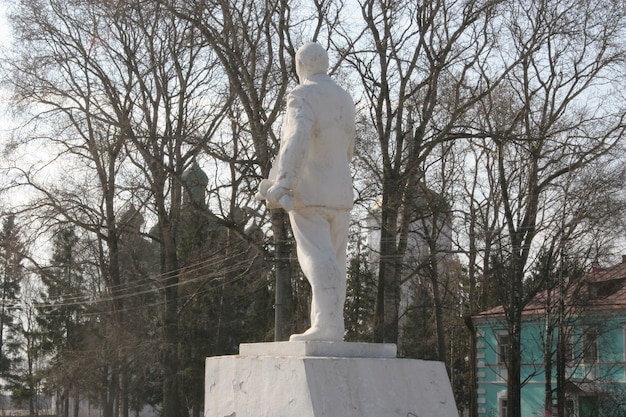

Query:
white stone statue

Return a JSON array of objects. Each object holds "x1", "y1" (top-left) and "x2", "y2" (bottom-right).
[{"x1": 257, "y1": 42, "x2": 356, "y2": 342}]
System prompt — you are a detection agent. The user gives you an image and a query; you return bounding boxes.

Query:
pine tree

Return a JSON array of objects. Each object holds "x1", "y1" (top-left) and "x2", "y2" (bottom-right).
[
  {"x1": 37, "y1": 226, "x2": 87, "y2": 417},
  {"x1": 0, "y1": 216, "x2": 25, "y2": 387},
  {"x1": 345, "y1": 252, "x2": 377, "y2": 342}
]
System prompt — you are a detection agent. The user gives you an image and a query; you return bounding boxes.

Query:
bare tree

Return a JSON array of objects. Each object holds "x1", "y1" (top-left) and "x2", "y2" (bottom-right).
[
  {"x1": 335, "y1": 0, "x2": 510, "y2": 348},
  {"x1": 468, "y1": 0, "x2": 626, "y2": 414},
  {"x1": 3, "y1": 0, "x2": 230, "y2": 415},
  {"x1": 4, "y1": 1, "x2": 138, "y2": 414}
]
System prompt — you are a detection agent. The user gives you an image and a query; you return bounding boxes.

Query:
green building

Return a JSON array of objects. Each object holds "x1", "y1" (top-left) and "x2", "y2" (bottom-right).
[{"x1": 470, "y1": 259, "x2": 626, "y2": 417}]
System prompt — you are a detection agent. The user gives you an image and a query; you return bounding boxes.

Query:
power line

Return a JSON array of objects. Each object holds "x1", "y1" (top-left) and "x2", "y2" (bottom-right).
[{"x1": 25, "y1": 247, "x2": 270, "y2": 314}]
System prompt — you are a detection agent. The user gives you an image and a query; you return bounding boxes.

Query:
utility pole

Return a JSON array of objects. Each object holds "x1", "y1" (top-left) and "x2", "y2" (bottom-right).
[{"x1": 272, "y1": 209, "x2": 292, "y2": 341}]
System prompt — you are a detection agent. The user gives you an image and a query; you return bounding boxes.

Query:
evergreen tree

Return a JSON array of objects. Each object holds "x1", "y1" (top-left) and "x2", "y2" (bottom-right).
[
  {"x1": 9, "y1": 294, "x2": 42, "y2": 415},
  {"x1": 0, "y1": 216, "x2": 25, "y2": 386},
  {"x1": 37, "y1": 226, "x2": 87, "y2": 417},
  {"x1": 345, "y1": 252, "x2": 377, "y2": 342}
]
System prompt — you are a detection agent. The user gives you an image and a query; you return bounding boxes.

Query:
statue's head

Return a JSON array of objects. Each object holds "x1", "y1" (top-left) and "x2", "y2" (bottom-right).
[{"x1": 295, "y1": 42, "x2": 329, "y2": 82}]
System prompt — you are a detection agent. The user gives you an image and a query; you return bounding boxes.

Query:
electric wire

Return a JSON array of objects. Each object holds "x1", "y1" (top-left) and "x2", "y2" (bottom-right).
[
  {"x1": 14, "y1": 246, "x2": 281, "y2": 317},
  {"x1": 33, "y1": 246, "x2": 253, "y2": 304}
]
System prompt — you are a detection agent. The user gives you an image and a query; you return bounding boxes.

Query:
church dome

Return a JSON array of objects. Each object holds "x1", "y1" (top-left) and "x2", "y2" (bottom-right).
[
  {"x1": 182, "y1": 161, "x2": 209, "y2": 187},
  {"x1": 182, "y1": 161, "x2": 208, "y2": 205}
]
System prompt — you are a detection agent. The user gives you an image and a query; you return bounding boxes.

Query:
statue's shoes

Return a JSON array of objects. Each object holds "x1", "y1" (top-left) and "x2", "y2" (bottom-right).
[{"x1": 289, "y1": 326, "x2": 344, "y2": 342}]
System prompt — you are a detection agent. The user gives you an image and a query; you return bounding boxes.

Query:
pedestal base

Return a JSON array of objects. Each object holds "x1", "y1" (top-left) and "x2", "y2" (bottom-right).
[{"x1": 204, "y1": 342, "x2": 459, "y2": 417}]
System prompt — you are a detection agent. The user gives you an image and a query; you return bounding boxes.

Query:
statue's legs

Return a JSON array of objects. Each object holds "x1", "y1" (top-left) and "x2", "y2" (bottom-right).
[{"x1": 288, "y1": 207, "x2": 350, "y2": 342}]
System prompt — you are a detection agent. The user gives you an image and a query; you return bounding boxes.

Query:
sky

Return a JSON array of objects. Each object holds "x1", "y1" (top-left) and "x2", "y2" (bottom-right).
[
  {"x1": 0, "y1": 3, "x2": 8, "y2": 47},
  {"x1": 0, "y1": 1, "x2": 16, "y2": 216},
  {"x1": 0, "y1": 0, "x2": 10, "y2": 110},
  {"x1": 0, "y1": 1, "x2": 10, "y2": 109},
  {"x1": 0, "y1": 0, "x2": 10, "y2": 129}
]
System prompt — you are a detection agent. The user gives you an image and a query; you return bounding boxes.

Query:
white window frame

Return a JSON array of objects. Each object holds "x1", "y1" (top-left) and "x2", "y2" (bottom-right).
[
  {"x1": 496, "y1": 331, "x2": 509, "y2": 365},
  {"x1": 498, "y1": 391, "x2": 507, "y2": 417},
  {"x1": 495, "y1": 331, "x2": 509, "y2": 381}
]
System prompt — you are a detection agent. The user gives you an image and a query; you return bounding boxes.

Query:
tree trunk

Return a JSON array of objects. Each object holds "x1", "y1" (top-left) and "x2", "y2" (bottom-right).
[
  {"x1": 73, "y1": 393, "x2": 79, "y2": 417},
  {"x1": 431, "y1": 269, "x2": 447, "y2": 366},
  {"x1": 465, "y1": 317, "x2": 478, "y2": 417},
  {"x1": 162, "y1": 227, "x2": 181, "y2": 417},
  {"x1": 507, "y1": 312, "x2": 522, "y2": 417},
  {"x1": 121, "y1": 369, "x2": 129, "y2": 417},
  {"x1": 375, "y1": 200, "x2": 400, "y2": 344},
  {"x1": 556, "y1": 278, "x2": 567, "y2": 417},
  {"x1": 64, "y1": 393, "x2": 69, "y2": 417},
  {"x1": 544, "y1": 283, "x2": 554, "y2": 417},
  {"x1": 544, "y1": 324, "x2": 553, "y2": 416}
]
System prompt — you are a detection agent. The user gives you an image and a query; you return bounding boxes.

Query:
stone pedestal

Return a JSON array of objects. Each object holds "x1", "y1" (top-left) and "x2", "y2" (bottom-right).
[{"x1": 204, "y1": 341, "x2": 459, "y2": 417}]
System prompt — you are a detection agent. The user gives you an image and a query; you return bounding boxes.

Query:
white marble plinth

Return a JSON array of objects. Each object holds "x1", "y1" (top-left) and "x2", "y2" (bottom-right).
[{"x1": 205, "y1": 342, "x2": 459, "y2": 417}]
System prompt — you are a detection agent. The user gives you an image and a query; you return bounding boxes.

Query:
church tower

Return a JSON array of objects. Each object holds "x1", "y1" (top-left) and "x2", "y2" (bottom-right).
[{"x1": 182, "y1": 160, "x2": 209, "y2": 206}]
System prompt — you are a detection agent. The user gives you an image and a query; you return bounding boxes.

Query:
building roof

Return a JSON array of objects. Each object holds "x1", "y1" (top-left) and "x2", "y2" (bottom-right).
[{"x1": 472, "y1": 258, "x2": 626, "y2": 321}]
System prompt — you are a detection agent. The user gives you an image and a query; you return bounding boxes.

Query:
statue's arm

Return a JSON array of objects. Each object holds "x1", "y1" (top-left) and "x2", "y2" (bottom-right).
[{"x1": 274, "y1": 90, "x2": 314, "y2": 191}]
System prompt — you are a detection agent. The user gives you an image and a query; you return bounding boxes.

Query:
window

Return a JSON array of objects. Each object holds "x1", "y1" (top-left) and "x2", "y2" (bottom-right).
[
  {"x1": 499, "y1": 397, "x2": 508, "y2": 417},
  {"x1": 582, "y1": 326, "x2": 598, "y2": 363},
  {"x1": 497, "y1": 332, "x2": 509, "y2": 365}
]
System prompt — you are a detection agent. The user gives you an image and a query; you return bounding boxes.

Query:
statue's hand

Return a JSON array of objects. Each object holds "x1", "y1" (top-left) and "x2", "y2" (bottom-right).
[
  {"x1": 255, "y1": 179, "x2": 273, "y2": 201},
  {"x1": 266, "y1": 184, "x2": 290, "y2": 206},
  {"x1": 257, "y1": 181, "x2": 293, "y2": 211}
]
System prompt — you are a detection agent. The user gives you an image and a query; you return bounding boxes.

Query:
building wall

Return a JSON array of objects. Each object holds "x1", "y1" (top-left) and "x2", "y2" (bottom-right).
[
  {"x1": 476, "y1": 319, "x2": 546, "y2": 416},
  {"x1": 475, "y1": 313, "x2": 626, "y2": 416}
]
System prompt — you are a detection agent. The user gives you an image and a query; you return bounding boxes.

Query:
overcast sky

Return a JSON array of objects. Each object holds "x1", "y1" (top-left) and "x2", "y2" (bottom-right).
[
  {"x1": 0, "y1": 0, "x2": 10, "y2": 153},
  {"x1": 0, "y1": 2, "x2": 9, "y2": 48}
]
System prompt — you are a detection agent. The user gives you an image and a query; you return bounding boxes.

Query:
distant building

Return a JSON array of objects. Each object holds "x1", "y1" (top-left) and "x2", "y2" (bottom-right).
[
  {"x1": 364, "y1": 182, "x2": 454, "y2": 353},
  {"x1": 181, "y1": 160, "x2": 209, "y2": 206},
  {"x1": 469, "y1": 258, "x2": 626, "y2": 417}
]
